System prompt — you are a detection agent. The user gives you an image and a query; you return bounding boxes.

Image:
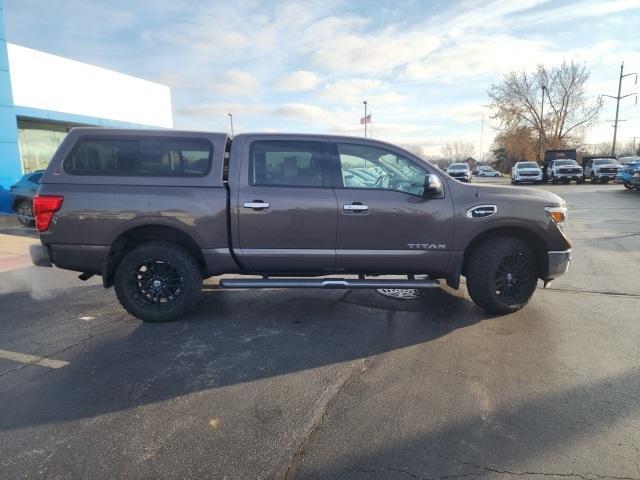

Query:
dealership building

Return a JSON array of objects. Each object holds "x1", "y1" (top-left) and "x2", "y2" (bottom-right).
[{"x1": 0, "y1": 1, "x2": 172, "y2": 210}]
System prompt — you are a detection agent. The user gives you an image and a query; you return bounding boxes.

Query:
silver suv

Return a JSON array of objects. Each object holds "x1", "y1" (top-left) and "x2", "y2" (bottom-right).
[
  {"x1": 583, "y1": 158, "x2": 621, "y2": 183},
  {"x1": 446, "y1": 163, "x2": 471, "y2": 182}
]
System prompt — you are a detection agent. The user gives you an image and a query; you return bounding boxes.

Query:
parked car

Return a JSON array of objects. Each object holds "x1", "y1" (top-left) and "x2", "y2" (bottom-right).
[
  {"x1": 583, "y1": 158, "x2": 621, "y2": 183},
  {"x1": 543, "y1": 149, "x2": 577, "y2": 182},
  {"x1": 615, "y1": 157, "x2": 640, "y2": 190},
  {"x1": 475, "y1": 166, "x2": 501, "y2": 177},
  {"x1": 547, "y1": 159, "x2": 583, "y2": 184},
  {"x1": 30, "y1": 128, "x2": 571, "y2": 321},
  {"x1": 630, "y1": 170, "x2": 640, "y2": 190},
  {"x1": 9, "y1": 170, "x2": 44, "y2": 226},
  {"x1": 511, "y1": 161, "x2": 543, "y2": 184},
  {"x1": 446, "y1": 162, "x2": 471, "y2": 182}
]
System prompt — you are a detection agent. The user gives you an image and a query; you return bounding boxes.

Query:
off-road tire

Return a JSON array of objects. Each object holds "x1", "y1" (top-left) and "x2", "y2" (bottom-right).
[
  {"x1": 466, "y1": 236, "x2": 538, "y2": 315},
  {"x1": 114, "y1": 241, "x2": 202, "y2": 322}
]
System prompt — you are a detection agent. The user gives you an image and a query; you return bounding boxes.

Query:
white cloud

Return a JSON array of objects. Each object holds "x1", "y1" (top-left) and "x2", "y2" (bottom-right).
[
  {"x1": 208, "y1": 69, "x2": 258, "y2": 96},
  {"x1": 273, "y1": 103, "x2": 332, "y2": 122},
  {"x1": 275, "y1": 70, "x2": 320, "y2": 92},
  {"x1": 446, "y1": 103, "x2": 489, "y2": 124},
  {"x1": 301, "y1": 16, "x2": 441, "y2": 75},
  {"x1": 177, "y1": 102, "x2": 267, "y2": 117},
  {"x1": 404, "y1": 36, "x2": 550, "y2": 82},
  {"x1": 319, "y1": 79, "x2": 381, "y2": 100},
  {"x1": 514, "y1": 0, "x2": 640, "y2": 26},
  {"x1": 318, "y1": 78, "x2": 406, "y2": 107}
]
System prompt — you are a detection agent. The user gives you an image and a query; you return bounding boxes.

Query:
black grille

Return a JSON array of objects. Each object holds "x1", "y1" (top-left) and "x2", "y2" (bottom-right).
[
  {"x1": 520, "y1": 172, "x2": 539, "y2": 177},
  {"x1": 599, "y1": 168, "x2": 617, "y2": 174},
  {"x1": 559, "y1": 168, "x2": 580, "y2": 174}
]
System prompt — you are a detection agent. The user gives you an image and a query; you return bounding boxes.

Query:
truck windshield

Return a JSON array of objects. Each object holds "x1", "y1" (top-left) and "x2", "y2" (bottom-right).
[
  {"x1": 518, "y1": 162, "x2": 539, "y2": 168},
  {"x1": 594, "y1": 159, "x2": 618, "y2": 165},
  {"x1": 554, "y1": 160, "x2": 577, "y2": 166},
  {"x1": 448, "y1": 164, "x2": 468, "y2": 170}
]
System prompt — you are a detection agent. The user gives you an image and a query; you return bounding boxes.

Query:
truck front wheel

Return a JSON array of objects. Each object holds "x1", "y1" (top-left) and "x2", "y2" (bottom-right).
[
  {"x1": 114, "y1": 241, "x2": 203, "y2": 322},
  {"x1": 465, "y1": 236, "x2": 538, "y2": 314}
]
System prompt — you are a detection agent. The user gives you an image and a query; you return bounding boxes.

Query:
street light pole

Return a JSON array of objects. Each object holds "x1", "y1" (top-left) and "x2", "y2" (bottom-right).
[
  {"x1": 363, "y1": 100, "x2": 367, "y2": 138},
  {"x1": 227, "y1": 113, "x2": 234, "y2": 138},
  {"x1": 538, "y1": 85, "x2": 546, "y2": 163}
]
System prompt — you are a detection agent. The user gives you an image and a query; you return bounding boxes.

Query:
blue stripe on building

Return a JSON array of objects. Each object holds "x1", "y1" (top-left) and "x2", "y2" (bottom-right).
[{"x1": 0, "y1": 0, "x2": 22, "y2": 197}]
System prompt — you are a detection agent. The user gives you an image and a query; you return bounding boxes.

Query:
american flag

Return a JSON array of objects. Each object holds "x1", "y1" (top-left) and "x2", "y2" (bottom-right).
[{"x1": 360, "y1": 114, "x2": 371, "y2": 125}]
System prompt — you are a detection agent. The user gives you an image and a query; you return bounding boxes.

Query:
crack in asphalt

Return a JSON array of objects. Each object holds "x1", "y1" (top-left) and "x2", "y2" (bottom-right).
[
  {"x1": 352, "y1": 465, "x2": 640, "y2": 480},
  {"x1": 542, "y1": 286, "x2": 640, "y2": 299},
  {"x1": 277, "y1": 357, "x2": 371, "y2": 480},
  {"x1": 278, "y1": 311, "x2": 398, "y2": 480},
  {"x1": 571, "y1": 232, "x2": 640, "y2": 241},
  {"x1": 427, "y1": 452, "x2": 640, "y2": 480}
]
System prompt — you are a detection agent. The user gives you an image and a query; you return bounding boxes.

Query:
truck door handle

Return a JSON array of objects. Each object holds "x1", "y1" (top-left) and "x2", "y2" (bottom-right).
[
  {"x1": 343, "y1": 203, "x2": 368, "y2": 212},
  {"x1": 243, "y1": 201, "x2": 270, "y2": 210}
]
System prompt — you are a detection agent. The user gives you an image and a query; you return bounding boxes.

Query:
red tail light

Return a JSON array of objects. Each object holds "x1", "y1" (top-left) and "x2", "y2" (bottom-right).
[{"x1": 33, "y1": 195, "x2": 64, "y2": 232}]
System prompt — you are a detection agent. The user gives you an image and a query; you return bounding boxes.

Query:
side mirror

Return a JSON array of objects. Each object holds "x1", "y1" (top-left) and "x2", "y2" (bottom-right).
[{"x1": 423, "y1": 174, "x2": 443, "y2": 198}]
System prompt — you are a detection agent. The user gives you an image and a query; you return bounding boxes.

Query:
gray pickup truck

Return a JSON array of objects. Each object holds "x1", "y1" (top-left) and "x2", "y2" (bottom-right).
[{"x1": 29, "y1": 128, "x2": 571, "y2": 322}]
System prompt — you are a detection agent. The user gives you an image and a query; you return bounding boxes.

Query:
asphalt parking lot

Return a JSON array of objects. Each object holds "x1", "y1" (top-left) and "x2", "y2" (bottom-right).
[{"x1": 1, "y1": 179, "x2": 639, "y2": 479}]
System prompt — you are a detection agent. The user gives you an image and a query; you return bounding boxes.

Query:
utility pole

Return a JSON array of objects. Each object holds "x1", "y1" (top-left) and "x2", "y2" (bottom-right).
[
  {"x1": 362, "y1": 100, "x2": 368, "y2": 138},
  {"x1": 227, "y1": 113, "x2": 234, "y2": 137},
  {"x1": 602, "y1": 62, "x2": 637, "y2": 157},
  {"x1": 538, "y1": 85, "x2": 546, "y2": 162}
]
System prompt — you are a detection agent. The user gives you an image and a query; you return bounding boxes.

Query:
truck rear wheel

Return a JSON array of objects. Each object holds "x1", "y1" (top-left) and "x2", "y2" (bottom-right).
[
  {"x1": 114, "y1": 241, "x2": 202, "y2": 322},
  {"x1": 466, "y1": 236, "x2": 538, "y2": 314}
]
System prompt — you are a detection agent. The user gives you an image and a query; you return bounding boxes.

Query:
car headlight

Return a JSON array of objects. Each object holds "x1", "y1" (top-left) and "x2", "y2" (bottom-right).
[{"x1": 545, "y1": 206, "x2": 567, "y2": 229}]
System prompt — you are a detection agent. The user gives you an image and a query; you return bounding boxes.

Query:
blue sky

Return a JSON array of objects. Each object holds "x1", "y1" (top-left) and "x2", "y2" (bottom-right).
[{"x1": 5, "y1": 0, "x2": 640, "y2": 156}]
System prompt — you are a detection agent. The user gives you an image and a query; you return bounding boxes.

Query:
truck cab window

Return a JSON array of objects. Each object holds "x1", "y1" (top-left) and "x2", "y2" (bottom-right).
[
  {"x1": 250, "y1": 140, "x2": 325, "y2": 187},
  {"x1": 336, "y1": 143, "x2": 426, "y2": 196}
]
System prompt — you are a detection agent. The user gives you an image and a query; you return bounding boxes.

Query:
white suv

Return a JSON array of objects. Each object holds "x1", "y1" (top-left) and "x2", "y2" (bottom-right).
[
  {"x1": 476, "y1": 166, "x2": 501, "y2": 177},
  {"x1": 446, "y1": 163, "x2": 471, "y2": 182},
  {"x1": 583, "y1": 158, "x2": 621, "y2": 183},
  {"x1": 511, "y1": 162, "x2": 543, "y2": 184}
]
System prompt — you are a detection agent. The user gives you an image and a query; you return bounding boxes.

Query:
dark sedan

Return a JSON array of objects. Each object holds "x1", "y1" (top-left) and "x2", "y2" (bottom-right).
[{"x1": 9, "y1": 170, "x2": 43, "y2": 226}]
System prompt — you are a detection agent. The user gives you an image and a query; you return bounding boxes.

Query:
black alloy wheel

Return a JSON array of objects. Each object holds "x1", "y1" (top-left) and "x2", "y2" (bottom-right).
[
  {"x1": 128, "y1": 259, "x2": 185, "y2": 311},
  {"x1": 492, "y1": 253, "x2": 531, "y2": 304}
]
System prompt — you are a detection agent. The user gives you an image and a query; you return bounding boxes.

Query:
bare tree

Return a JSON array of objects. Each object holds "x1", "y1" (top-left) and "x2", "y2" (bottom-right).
[
  {"x1": 488, "y1": 61, "x2": 602, "y2": 156},
  {"x1": 441, "y1": 141, "x2": 475, "y2": 162},
  {"x1": 400, "y1": 143, "x2": 426, "y2": 159},
  {"x1": 582, "y1": 140, "x2": 638, "y2": 157},
  {"x1": 585, "y1": 142, "x2": 613, "y2": 156}
]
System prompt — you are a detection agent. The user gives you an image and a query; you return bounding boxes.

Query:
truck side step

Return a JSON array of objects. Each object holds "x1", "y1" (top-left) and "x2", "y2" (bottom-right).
[{"x1": 218, "y1": 277, "x2": 440, "y2": 289}]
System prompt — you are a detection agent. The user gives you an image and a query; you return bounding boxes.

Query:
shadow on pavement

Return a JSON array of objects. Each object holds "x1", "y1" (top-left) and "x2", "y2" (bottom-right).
[
  {"x1": 0, "y1": 284, "x2": 489, "y2": 432},
  {"x1": 293, "y1": 366, "x2": 640, "y2": 479},
  {"x1": 0, "y1": 214, "x2": 37, "y2": 238}
]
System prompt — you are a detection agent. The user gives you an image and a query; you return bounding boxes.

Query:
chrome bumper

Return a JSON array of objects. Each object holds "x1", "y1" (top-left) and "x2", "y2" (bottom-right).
[{"x1": 546, "y1": 249, "x2": 571, "y2": 279}]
